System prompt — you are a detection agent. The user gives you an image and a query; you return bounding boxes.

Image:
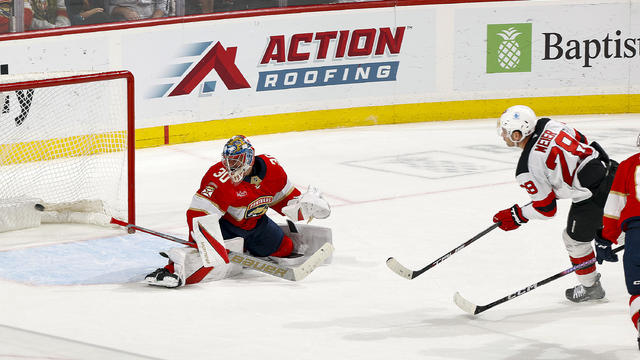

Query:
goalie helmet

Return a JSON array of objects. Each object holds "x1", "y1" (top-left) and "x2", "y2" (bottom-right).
[
  {"x1": 498, "y1": 105, "x2": 538, "y2": 144},
  {"x1": 222, "y1": 135, "x2": 255, "y2": 185}
]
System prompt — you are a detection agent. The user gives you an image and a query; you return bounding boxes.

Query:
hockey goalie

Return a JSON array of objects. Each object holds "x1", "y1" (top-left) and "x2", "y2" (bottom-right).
[{"x1": 144, "y1": 135, "x2": 333, "y2": 288}]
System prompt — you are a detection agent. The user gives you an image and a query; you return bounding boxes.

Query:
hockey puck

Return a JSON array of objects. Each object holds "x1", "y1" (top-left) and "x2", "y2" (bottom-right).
[{"x1": 34, "y1": 203, "x2": 45, "y2": 211}]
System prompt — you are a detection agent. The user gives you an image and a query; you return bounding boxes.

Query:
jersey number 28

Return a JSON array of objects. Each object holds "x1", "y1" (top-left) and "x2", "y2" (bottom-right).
[{"x1": 545, "y1": 131, "x2": 593, "y2": 186}]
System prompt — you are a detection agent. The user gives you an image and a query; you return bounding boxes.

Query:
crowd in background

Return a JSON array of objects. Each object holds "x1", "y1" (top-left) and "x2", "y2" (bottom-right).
[{"x1": 0, "y1": 0, "x2": 375, "y2": 33}]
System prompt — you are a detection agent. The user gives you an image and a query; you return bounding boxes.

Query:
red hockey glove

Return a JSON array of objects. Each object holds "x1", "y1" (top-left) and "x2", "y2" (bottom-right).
[{"x1": 493, "y1": 204, "x2": 528, "y2": 231}]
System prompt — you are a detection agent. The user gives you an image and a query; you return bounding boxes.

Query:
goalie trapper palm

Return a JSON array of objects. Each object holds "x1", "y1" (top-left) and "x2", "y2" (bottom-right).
[{"x1": 282, "y1": 186, "x2": 331, "y2": 222}]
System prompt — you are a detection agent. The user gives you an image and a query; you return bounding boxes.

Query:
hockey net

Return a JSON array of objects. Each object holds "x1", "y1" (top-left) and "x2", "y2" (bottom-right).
[{"x1": 0, "y1": 71, "x2": 135, "y2": 232}]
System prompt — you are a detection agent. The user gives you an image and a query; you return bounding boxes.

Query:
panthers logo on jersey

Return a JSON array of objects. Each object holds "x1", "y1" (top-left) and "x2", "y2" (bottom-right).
[
  {"x1": 200, "y1": 182, "x2": 217, "y2": 198},
  {"x1": 245, "y1": 196, "x2": 273, "y2": 218}
]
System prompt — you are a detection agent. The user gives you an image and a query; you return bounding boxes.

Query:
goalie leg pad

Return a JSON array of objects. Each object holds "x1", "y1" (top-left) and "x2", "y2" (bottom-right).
[
  {"x1": 165, "y1": 237, "x2": 244, "y2": 285},
  {"x1": 279, "y1": 223, "x2": 333, "y2": 264},
  {"x1": 191, "y1": 214, "x2": 228, "y2": 267}
]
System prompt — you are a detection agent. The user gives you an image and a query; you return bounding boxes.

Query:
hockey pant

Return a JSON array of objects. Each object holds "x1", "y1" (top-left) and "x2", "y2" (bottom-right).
[
  {"x1": 219, "y1": 215, "x2": 291, "y2": 257},
  {"x1": 564, "y1": 159, "x2": 617, "y2": 287}
]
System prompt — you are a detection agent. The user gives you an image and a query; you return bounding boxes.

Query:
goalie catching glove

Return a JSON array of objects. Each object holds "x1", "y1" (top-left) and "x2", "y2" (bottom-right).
[{"x1": 282, "y1": 186, "x2": 331, "y2": 222}]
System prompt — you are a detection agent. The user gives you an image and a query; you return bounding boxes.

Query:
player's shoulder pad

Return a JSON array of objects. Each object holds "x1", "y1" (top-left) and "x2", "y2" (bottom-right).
[
  {"x1": 198, "y1": 162, "x2": 233, "y2": 196},
  {"x1": 516, "y1": 118, "x2": 551, "y2": 176},
  {"x1": 254, "y1": 154, "x2": 289, "y2": 191},
  {"x1": 257, "y1": 154, "x2": 287, "y2": 177}
]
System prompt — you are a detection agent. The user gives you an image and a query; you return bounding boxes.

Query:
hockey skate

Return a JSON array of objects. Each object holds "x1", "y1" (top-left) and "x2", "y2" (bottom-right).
[
  {"x1": 565, "y1": 273, "x2": 605, "y2": 303},
  {"x1": 144, "y1": 268, "x2": 182, "y2": 288}
]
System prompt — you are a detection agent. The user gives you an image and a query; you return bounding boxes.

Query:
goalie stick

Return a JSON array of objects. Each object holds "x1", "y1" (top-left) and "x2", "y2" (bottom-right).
[
  {"x1": 453, "y1": 245, "x2": 625, "y2": 315},
  {"x1": 386, "y1": 223, "x2": 501, "y2": 279},
  {"x1": 110, "y1": 218, "x2": 334, "y2": 281}
]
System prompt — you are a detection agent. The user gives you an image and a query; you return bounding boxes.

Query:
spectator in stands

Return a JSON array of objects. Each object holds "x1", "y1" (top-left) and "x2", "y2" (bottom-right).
[
  {"x1": 0, "y1": 0, "x2": 12, "y2": 33},
  {"x1": 65, "y1": 0, "x2": 109, "y2": 25},
  {"x1": 109, "y1": 0, "x2": 168, "y2": 20},
  {"x1": 185, "y1": 0, "x2": 212, "y2": 15},
  {"x1": 213, "y1": 0, "x2": 277, "y2": 12},
  {"x1": 25, "y1": 0, "x2": 70, "y2": 29}
]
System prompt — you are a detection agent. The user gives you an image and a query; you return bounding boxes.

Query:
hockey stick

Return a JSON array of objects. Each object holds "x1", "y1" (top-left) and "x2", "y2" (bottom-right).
[
  {"x1": 386, "y1": 222, "x2": 501, "y2": 279},
  {"x1": 110, "y1": 218, "x2": 334, "y2": 281},
  {"x1": 454, "y1": 245, "x2": 625, "y2": 315}
]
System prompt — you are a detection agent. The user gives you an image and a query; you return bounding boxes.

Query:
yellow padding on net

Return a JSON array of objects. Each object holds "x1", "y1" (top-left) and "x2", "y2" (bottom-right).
[{"x1": 0, "y1": 131, "x2": 127, "y2": 165}]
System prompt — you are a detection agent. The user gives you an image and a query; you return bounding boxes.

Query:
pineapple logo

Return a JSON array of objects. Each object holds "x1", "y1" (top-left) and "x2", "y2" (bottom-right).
[{"x1": 487, "y1": 23, "x2": 532, "y2": 73}]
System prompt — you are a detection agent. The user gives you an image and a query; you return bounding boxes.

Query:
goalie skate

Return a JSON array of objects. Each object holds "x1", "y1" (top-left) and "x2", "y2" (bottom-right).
[{"x1": 144, "y1": 268, "x2": 182, "y2": 288}]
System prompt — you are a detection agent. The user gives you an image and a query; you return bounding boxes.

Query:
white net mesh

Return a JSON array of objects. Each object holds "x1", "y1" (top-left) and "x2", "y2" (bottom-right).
[{"x1": 0, "y1": 72, "x2": 132, "y2": 225}]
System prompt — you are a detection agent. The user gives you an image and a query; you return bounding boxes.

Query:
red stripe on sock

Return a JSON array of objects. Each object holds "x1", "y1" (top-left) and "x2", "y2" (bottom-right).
[
  {"x1": 270, "y1": 235, "x2": 293, "y2": 257},
  {"x1": 570, "y1": 252, "x2": 596, "y2": 275}
]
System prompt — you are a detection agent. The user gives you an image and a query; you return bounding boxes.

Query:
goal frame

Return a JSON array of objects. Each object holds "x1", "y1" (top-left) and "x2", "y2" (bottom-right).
[{"x1": 0, "y1": 70, "x2": 136, "y2": 226}]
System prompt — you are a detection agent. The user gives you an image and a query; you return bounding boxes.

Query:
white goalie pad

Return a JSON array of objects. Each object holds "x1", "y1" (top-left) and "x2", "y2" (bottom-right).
[
  {"x1": 282, "y1": 186, "x2": 331, "y2": 222},
  {"x1": 164, "y1": 237, "x2": 244, "y2": 285},
  {"x1": 191, "y1": 213, "x2": 225, "y2": 268},
  {"x1": 279, "y1": 222, "x2": 333, "y2": 264}
]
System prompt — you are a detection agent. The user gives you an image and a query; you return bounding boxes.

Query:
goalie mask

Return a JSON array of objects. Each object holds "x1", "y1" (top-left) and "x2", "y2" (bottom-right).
[
  {"x1": 498, "y1": 105, "x2": 537, "y2": 144},
  {"x1": 222, "y1": 135, "x2": 255, "y2": 185}
]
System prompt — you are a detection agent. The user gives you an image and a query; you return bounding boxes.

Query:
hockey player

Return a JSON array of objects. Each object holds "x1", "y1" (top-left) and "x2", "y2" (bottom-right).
[
  {"x1": 593, "y1": 132, "x2": 640, "y2": 349},
  {"x1": 492, "y1": 105, "x2": 617, "y2": 302},
  {"x1": 145, "y1": 135, "x2": 331, "y2": 287}
]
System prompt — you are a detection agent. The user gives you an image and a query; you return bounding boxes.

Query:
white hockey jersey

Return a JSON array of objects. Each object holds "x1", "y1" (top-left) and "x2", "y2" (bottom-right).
[{"x1": 516, "y1": 118, "x2": 602, "y2": 221}]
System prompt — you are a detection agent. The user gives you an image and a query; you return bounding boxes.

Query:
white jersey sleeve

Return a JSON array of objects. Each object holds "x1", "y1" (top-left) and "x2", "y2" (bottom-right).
[{"x1": 516, "y1": 118, "x2": 601, "y2": 220}]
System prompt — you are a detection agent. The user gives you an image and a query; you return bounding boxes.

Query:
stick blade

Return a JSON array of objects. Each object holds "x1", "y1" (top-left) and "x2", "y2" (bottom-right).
[
  {"x1": 453, "y1": 291, "x2": 478, "y2": 315},
  {"x1": 386, "y1": 257, "x2": 414, "y2": 279},
  {"x1": 290, "y1": 242, "x2": 334, "y2": 281}
]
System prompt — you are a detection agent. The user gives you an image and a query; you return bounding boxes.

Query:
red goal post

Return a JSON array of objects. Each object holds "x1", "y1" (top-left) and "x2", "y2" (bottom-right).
[{"x1": 0, "y1": 71, "x2": 135, "y2": 230}]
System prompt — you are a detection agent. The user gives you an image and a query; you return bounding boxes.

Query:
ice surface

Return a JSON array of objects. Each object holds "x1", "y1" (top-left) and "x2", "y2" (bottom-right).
[{"x1": 0, "y1": 114, "x2": 638, "y2": 359}]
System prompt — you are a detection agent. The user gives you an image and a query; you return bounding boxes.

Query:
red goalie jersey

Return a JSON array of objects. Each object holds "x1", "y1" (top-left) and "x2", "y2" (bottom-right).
[
  {"x1": 601, "y1": 153, "x2": 640, "y2": 243},
  {"x1": 186, "y1": 154, "x2": 301, "y2": 240}
]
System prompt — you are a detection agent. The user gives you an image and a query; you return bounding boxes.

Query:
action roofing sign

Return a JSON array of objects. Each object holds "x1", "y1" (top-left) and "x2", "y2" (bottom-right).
[
  {"x1": 147, "y1": 41, "x2": 251, "y2": 99},
  {"x1": 147, "y1": 26, "x2": 406, "y2": 98},
  {"x1": 256, "y1": 27, "x2": 405, "y2": 91}
]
